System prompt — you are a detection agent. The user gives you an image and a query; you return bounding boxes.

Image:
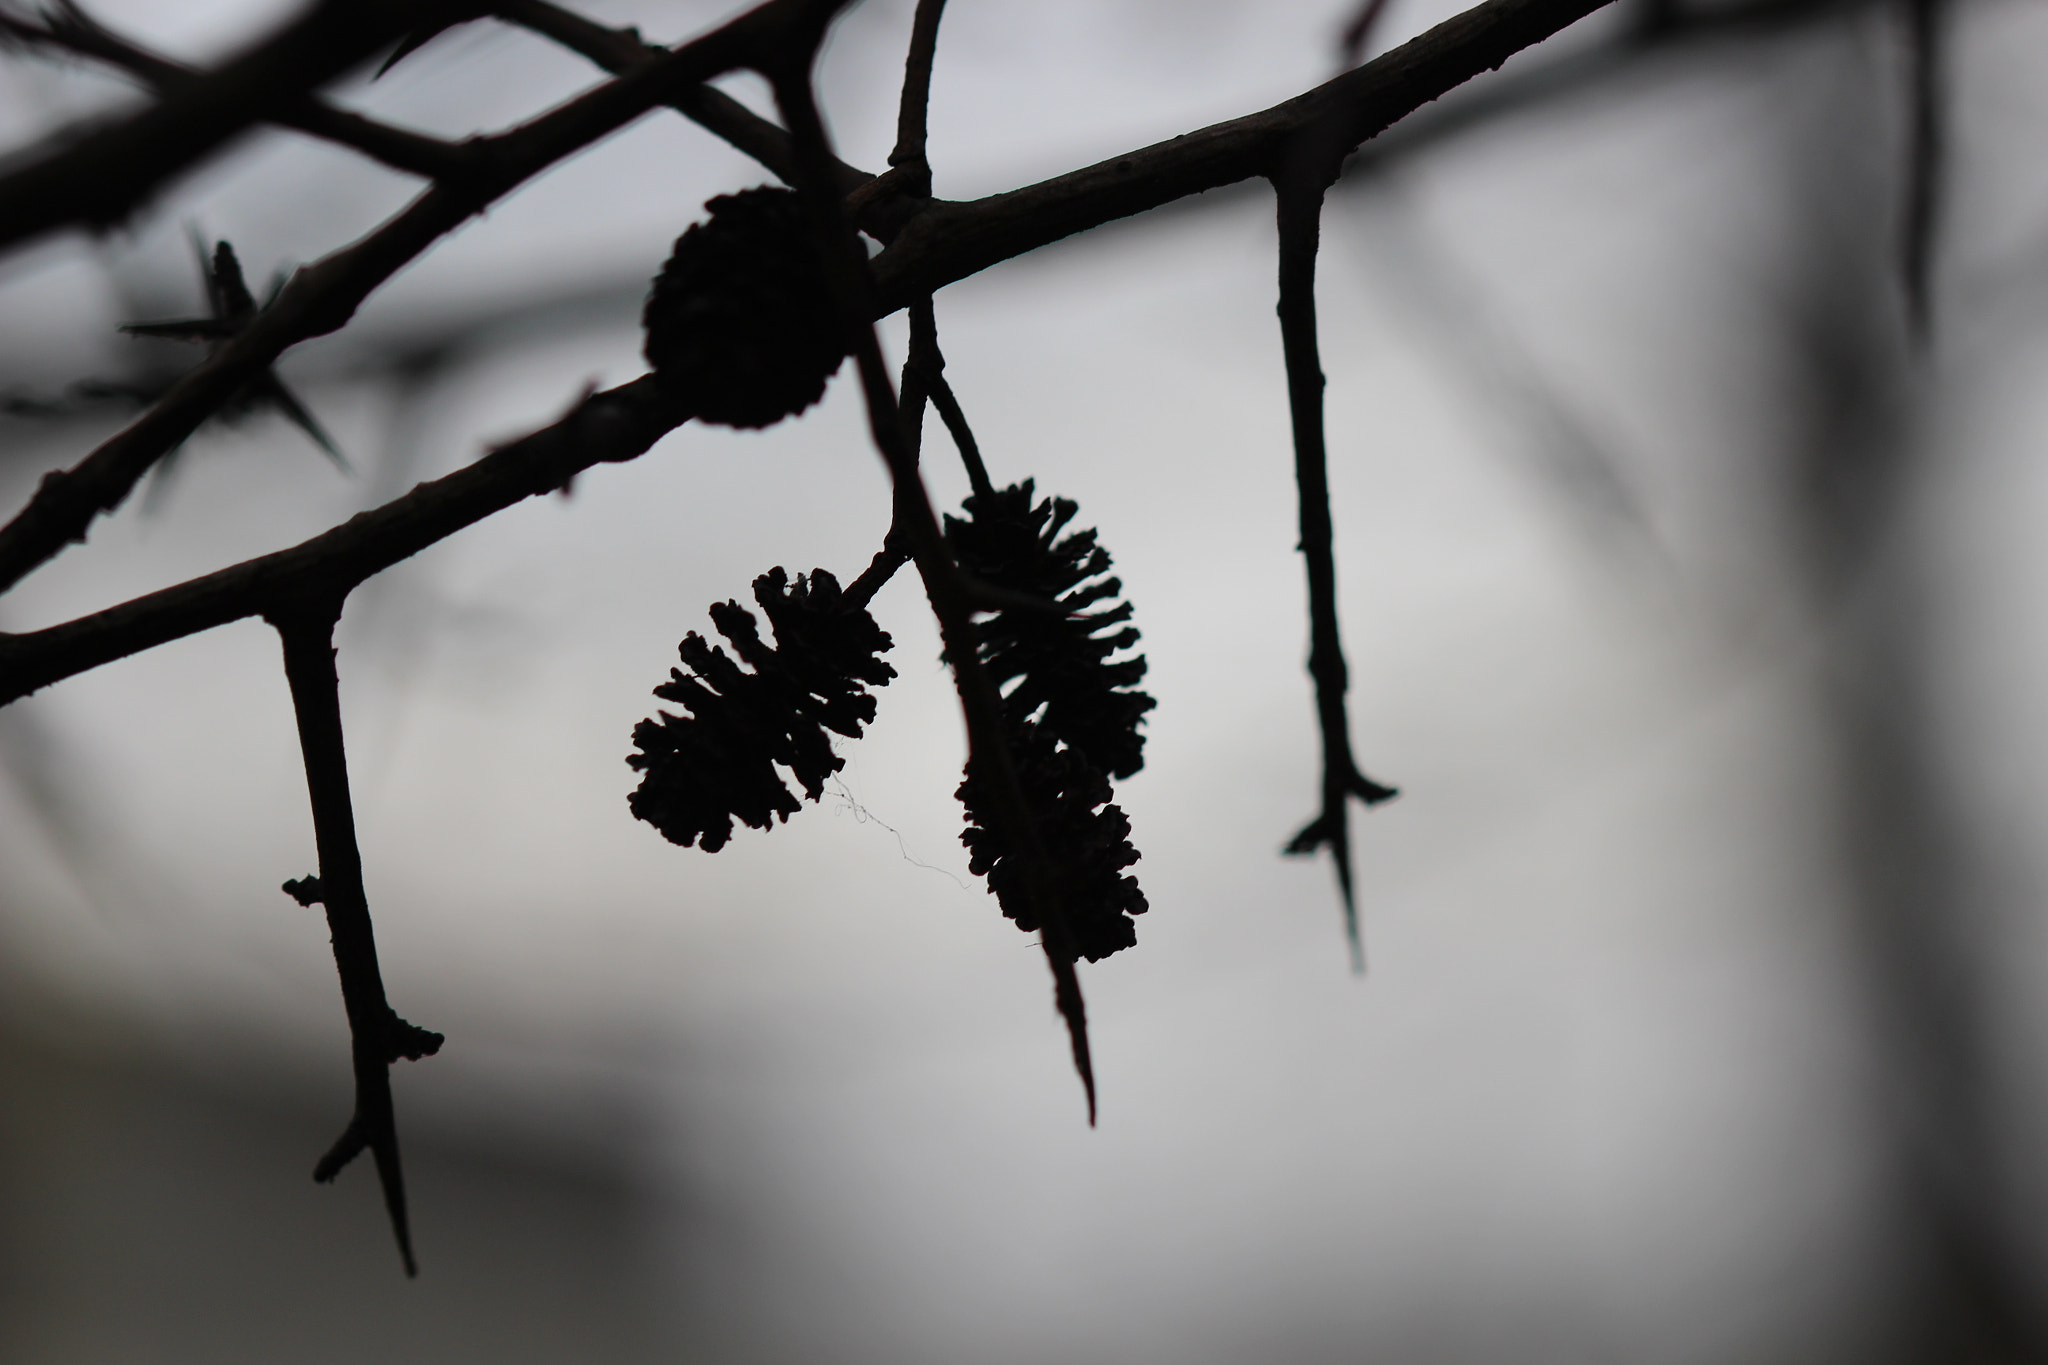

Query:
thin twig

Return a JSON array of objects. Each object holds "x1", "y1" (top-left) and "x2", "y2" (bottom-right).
[
  {"x1": 843, "y1": 295, "x2": 938, "y2": 611},
  {"x1": 1900, "y1": 0, "x2": 1943, "y2": 341},
  {"x1": 1338, "y1": 0, "x2": 1396, "y2": 67},
  {"x1": 496, "y1": 0, "x2": 871, "y2": 203},
  {"x1": 843, "y1": 294, "x2": 989, "y2": 607},
  {"x1": 1271, "y1": 162, "x2": 1397, "y2": 974},
  {"x1": 271, "y1": 600, "x2": 442, "y2": 1277},
  {"x1": 0, "y1": 0, "x2": 811, "y2": 595},
  {"x1": 771, "y1": 56, "x2": 1101, "y2": 1122},
  {"x1": 0, "y1": 3, "x2": 473, "y2": 180},
  {"x1": 3, "y1": 0, "x2": 1625, "y2": 703},
  {"x1": 0, "y1": 377, "x2": 691, "y2": 705},
  {"x1": 908, "y1": 297, "x2": 994, "y2": 499},
  {"x1": 0, "y1": 0, "x2": 470, "y2": 252},
  {"x1": 889, "y1": 0, "x2": 948, "y2": 196},
  {"x1": 866, "y1": 0, "x2": 1619, "y2": 312}
]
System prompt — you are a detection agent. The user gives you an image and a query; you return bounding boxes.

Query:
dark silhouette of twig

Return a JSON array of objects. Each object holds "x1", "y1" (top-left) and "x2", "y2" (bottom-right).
[
  {"x1": 1271, "y1": 158, "x2": 1398, "y2": 974},
  {"x1": 496, "y1": 0, "x2": 872, "y2": 206},
  {"x1": 123, "y1": 235, "x2": 347, "y2": 469},
  {"x1": 771, "y1": 52, "x2": 1103, "y2": 1123},
  {"x1": 0, "y1": 1, "x2": 474, "y2": 180},
  {"x1": 1899, "y1": 0, "x2": 1943, "y2": 341},
  {"x1": 0, "y1": 377, "x2": 691, "y2": 705},
  {"x1": 270, "y1": 599, "x2": 443, "y2": 1276},
  {"x1": 889, "y1": 0, "x2": 948, "y2": 197},
  {"x1": 1, "y1": 0, "x2": 1621, "y2": 702},
  {"x1": 0, "y1": 0, "x2": 473, "y2": 252},
  {"x1": 845, "y1": 2, "x2": 968, "y2": 610},
  {"x1": 907, "y1": 299, "x2": 994, "y2": 500},
  {"x1": 0, "y1": 0, "x2": 821, "y2": 596},
  {"x1": 865, "y1": 0, "x2": 1617, "y2": 311},
  {"x1": 1338, "y1": 0, "x2": 1397, "y2": 68}
]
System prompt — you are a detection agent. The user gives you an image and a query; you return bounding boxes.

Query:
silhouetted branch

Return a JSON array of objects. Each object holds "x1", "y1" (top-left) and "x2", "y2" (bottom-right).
[
  {"x1": 0, "y1": 0, "x2": 829, "y2": 595},
  {"x1": 908, "y1": 298, "x2": 994, "y2": 500},
  {"x1": 1900, "y1": 0, "x2": 1943, "y2": 340},
  {"x1": 867, "y1": 0, "x2": 1618, "y2": 311},
  {"x1": 1, "y1": 0, "x2": 1619, "y2": 704},
  {"x1": 0, "y1": 0, "x2": 471, "y2": 252},
  {"x1": 496, "y1": 0, "x2": 870, "y2": 202},
  {"x1": 1271, "y1": 164, "x2": 1398, "y2": 974},
  {"x1": 0, "y1": 2, "x2": 473, "y2": 180},
  {"x1": 1350, "y1": 0, "x2": 1879, "y2": 174},
  {"x1": 772, "y1": 55, "x2": 1103, "y2": 1121},
  {"x1": 271, "y1": 600, "x2": 442, "y2": 1276},
  {"x1": 0, "y1": 377, "x2": 690, "y2": 705},
  {"x1": 889, "y1": 0, "x2": 948, "y2": 196}
]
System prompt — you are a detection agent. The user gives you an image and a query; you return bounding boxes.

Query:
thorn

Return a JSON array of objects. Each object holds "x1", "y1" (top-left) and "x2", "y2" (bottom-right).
[
  {"x1": 312, "y1": 1114, "x2": 368, "y2": 1183},
  {"x1": 1050, "y1": 953, "x2": 1097, "y2": 1126},
  {"x1": 374, "y1": 27, "x2": 439, "y2": 79},
  {"x1": 257, "y1": 372, "x2": 350, "y2": 471},
  {"x1": 370, "y1": 1134, "x2": 419, "y2": 1277},
  {"x1": 1348, "y1": 768, "x2": 1399, "y2": 805}
]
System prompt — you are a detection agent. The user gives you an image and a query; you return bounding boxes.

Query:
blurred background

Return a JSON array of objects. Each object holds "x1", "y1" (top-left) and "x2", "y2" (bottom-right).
[{"x1": 4, "y1": 0, "x2": 2048, "y2": 1359}]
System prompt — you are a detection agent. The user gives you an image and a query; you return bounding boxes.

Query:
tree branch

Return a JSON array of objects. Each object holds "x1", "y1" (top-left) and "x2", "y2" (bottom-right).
[
  {"x1": 0, "y1": 0, "x2": 473, "y2": 252},
  {"x1": 867, "y1": 0, "x2": 1619, "y2": 311},
  {"x1": 272, "y1": 600, "x2": 442, "y2": 1277},
  {"x1": 908, "y1": 297, "x2": 993, "y2": 500},
  {"x1": 771, "y1": 54, "x2": 1101, "y2": 1122},
  {"x1": 496, "y1": 0, "x2": 871, "y2": 202},
  {"x1": 1271, "y1": 165, "x2": 1397, "y2": 975},
  {"x1": 0, "y1": 378, "x2": 689, "y2": 705},
  {"x1": 0, "y1": 0, "x2": 829, "y2": 596},
  {"x1": 0, "y1": 2, "x2": 474, "y2": 181},
  {"x1": 889, "y1": 0, "x2": 948, "y2": 196},
  {"x1": 2, "y1": 0, "x2": 1621, "y2": 710},
  {"x1": 1900, "y1": 0, "x2": 1943, "y2": 340}
]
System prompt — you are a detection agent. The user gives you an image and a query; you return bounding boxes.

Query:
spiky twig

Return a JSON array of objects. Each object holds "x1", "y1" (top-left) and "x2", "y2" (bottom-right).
[
  {"x1": 1271, "y1": 164, "x2": 1397, "y2": 973},
  {"x1": 270, "y1": 600, "x2": 441, "y2": 1276},
  {"x1": 123, "y1": 238, "x2": 346, "y2": 468}
]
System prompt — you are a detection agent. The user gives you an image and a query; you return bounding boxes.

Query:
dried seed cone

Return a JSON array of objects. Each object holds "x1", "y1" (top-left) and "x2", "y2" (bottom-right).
[
  {"x1": 627, "y1": 568, "x2": 895, "y2": 852},
  {"x1": 956, "y1": 723, "x2": 1148, "y2": 963},
  {"x1": 643, "y1": 187, "x2": 848, "y2": 429}
]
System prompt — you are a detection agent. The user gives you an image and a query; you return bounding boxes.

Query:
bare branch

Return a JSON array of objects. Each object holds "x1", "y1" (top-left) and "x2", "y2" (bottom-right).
[
  {"x1": 1270, "y1": 168, "x2": 1397, "y2": 974},
  {"x1": 0, "y1": 377, "x2": 688, "y2": 705},
  {"x1": 1900, "y1": 0, "x2": 1944, "y2": 340},
  {"x1": 771, "y1": 57, "x2": 1102, "y2": 1122},
  {"x1": 498, "y1": 0, "x2": 870, "y2": 201},
  {"x1": 2, "y1": 0, "x2": 1624, "y2": 703},
  {"x1": 0, "y1": 2, "x2": 473, "y2": 180},
  {"x1": 868, "y1": 0, "x2": 1620, "y2": 310},
  {"x1": 0, "y1": 0, "x2": 473, "y2": 252},
  {"x1": 907, "y1": 297, "x2": 993, "y2": 500},
  {"x1": 0, "y1": 0, "x2": 832, "y2": 595},
  {"x1": 889, "y1": 0, "x2": 948, "y2": 196},
  {"x1": 272, "y1": 601, "x2": 442, "y2": 1277}
]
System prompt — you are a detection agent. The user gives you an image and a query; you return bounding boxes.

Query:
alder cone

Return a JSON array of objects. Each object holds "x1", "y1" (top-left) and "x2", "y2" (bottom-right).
[
  {"x1": 627, "y1": 568, "x2": 895, "y2": 852},
  {"x1": 944, "y1": 482, "x2": 1155, "y2": 779},
  {"x1": 643, "y1": 187, "x2": 848, "y2": 429},
  {"x1": 956, "y1": 722, "x2": 1148, "y2": 963}
]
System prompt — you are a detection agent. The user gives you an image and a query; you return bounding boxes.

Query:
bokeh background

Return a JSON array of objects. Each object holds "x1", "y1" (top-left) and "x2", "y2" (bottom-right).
[{"x1": 5, "y1": 0, "x2": 2048, "y2": 1360}]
